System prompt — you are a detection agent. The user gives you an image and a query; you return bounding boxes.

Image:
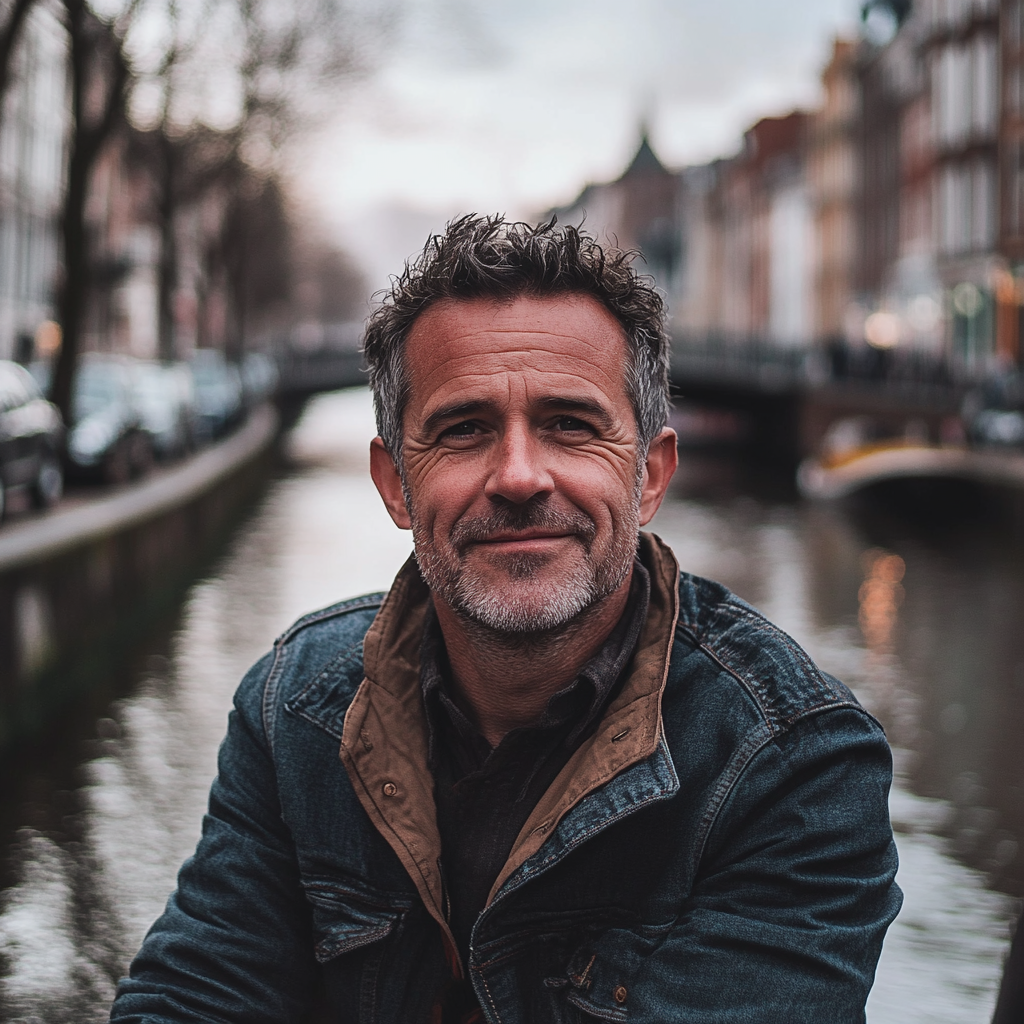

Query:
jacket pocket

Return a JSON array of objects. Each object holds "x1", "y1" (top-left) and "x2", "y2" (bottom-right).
[{"x1": 302, "y1": 879, "x2": 412, "y2": 964}]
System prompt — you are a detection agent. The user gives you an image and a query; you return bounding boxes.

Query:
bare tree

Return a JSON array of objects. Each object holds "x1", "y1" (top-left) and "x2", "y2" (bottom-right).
[
  {"x1": 44, "y1": 0, "x2": 388, "y2": 422},
  {"x1": 49, "y1": 0, "x2": 135, "y2": 423},
  {"x1": 131, "y1": 0, "x2": 387, "y2": 361}
]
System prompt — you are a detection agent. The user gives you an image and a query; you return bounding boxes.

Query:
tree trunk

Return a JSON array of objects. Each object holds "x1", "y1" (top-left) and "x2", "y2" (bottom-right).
[
  {"x1": 157, "y1": 132, "x2": 178, "y2": 362},
  {"x1": 50, "y1": 0, "x2": 89, "y2": 423},
  {"x1": 51, "y1": 0, "x2": 127, "y2": 424}
]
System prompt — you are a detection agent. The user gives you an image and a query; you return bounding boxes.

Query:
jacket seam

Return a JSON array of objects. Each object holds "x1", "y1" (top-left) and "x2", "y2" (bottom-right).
[
  {"x1": 717, "y1": 598, "x2": 824, "y2": 681},
  {"x1": 675, "y1": 618, "x2": 846, "y2": 734},
  {"x1": 261, "y1": 644, "x2": 288, "y2": 756},
  {"x1": 675, "y1": 622, "x2": 775, "y2": 732},
  {"x1": 486, "y1": 742, "x2": 678, "y2": 915},
  {"x1": 688, "y1": 699, "x2": 874, "y2": 881},
  {"x1": 283, "y1": 641, "x2": 367, "y2": 741},
  {"x1": 477, "y1": 968, "x2": 504, "y2": 1024},
  {"x1": 690, "y1": 726, "x2": 775, "y2": 878},
  {"x1": 565, "y1": 990, "x2": 628, "y2": 1022},
  {"x1": 273, "y1": 594, "x2": 384, "y2": 648}
]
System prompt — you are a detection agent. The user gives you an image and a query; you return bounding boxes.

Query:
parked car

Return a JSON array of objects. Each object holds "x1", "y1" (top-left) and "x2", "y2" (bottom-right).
[
  {"x1": 133, "y1": 360, "x2": 196, "y2": 459},
  {"x1": 971, "y1": 408, "x2": 1024, "y2": 447},
  {"x1": 67, "y1": 354, "x2": 152, "y2": 483},
  {"x1": 0, "y1": 360, "x2": 64, "y2": 522},
  {"x1": 189, "y1": 350, "x2": 243, "y2": 443},
  {"x1": 241, "y1": 351, "x2": 278, "y2": 409}
]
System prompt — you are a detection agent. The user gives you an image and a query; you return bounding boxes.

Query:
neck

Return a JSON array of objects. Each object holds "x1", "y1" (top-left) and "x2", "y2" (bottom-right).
[{"x1": 432, "y1": 570, "x2": 634, "y2": 747}]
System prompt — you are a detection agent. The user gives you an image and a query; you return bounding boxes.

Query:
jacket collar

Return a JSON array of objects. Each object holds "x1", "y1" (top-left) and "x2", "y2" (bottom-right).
[{"x1": 338, "y1": 532, "x2": 680, "y2": 969}]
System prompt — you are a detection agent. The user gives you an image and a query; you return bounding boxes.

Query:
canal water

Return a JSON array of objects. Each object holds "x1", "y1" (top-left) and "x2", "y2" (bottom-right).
[{"x1": 1, "y1": 388, "x2": 1022, "y2": 1022}]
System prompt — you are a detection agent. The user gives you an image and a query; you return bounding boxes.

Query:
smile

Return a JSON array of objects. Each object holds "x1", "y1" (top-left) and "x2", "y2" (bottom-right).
[{"x1": 472, "y1": 531, "x2": 574, "y2": 548}]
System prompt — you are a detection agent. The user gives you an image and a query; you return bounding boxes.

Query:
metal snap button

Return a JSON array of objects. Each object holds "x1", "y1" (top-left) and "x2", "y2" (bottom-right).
[
  {"x1": 382, "y1": 782, "x2": 398, "y2": 797},
  {"x1": 613, "y1": 985, "x2": 628, "y2": 1004}
]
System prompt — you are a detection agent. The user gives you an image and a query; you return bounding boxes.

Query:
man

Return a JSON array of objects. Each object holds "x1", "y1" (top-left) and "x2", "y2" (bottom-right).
[{"x1": 111, "y1": 216, "x2": 902, "y2": 1024}]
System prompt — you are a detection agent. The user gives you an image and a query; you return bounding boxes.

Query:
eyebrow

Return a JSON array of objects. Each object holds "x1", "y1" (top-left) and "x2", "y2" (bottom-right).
[
  {"x1": 422, "y1": 400, "x2": 496, "y2": 438},
  {"x1": 535, "y1": 396, "x2": 615, "y2": 430},
  {"x1": 421, "y1": 395, "x2": 616, "y2": 438}
]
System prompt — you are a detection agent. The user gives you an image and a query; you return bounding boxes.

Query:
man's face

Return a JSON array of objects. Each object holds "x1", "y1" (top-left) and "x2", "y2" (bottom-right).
[{"x1": 371, "y1": 294, "x2": 673, "y2": 634}]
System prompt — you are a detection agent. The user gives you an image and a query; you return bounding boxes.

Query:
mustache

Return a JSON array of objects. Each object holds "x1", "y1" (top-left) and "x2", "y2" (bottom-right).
[{"x1": 450, "y1": 500, "x2": 596, "y2": 551}]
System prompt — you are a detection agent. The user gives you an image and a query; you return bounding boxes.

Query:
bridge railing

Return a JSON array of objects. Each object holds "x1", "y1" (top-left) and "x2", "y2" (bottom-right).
[
  {"x1": 669, "y1": 334, "x2": 1020, "y2": 410},
  {"x1": 670, "y1": 334, "x2": 806, "y2": 394},
  {"x1": 273, "y1": 322, "x2": 368, "y2": 398}
]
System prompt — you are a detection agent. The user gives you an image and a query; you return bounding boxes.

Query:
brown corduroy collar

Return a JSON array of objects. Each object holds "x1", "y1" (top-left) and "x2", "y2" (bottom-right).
[{"x1": 339, "y1": 531, "x2": 680, "y2": 975}]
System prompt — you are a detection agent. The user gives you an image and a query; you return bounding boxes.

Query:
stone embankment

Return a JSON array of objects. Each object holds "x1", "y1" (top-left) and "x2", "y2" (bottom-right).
[{"x1": 0, "y1": 405, "x2": 278, "y2": 746}]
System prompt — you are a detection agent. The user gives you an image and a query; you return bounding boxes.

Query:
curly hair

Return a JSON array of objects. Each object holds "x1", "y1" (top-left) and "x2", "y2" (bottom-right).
[{"x1": 362, "y1": 214, "x2": 670, "y2": 462}]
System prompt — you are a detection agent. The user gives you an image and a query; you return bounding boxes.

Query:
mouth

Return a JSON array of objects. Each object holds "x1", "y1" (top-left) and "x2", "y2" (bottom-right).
[
  {"x1": 470, "y1": 530, "x2": 575, "y2": 551},
  {"x1": 479, "y1": 529, "x2": 570, "y2": 543}
]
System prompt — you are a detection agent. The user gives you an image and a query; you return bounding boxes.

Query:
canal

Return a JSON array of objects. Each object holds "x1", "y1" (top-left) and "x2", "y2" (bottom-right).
[{"x1": 1, "y1": 388, "x2": 1022, "y2": 1022}]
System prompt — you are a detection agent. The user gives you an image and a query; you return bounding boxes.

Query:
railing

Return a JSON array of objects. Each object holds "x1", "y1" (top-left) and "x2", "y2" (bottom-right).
[
  {"x1": 670, "y1": 335, "x2": 807, "y2": 394},
  {"x1": 275, "y1": 346, "x2": 366, "y2": 397},
  {"x1": 670, "y1": 334, "x2": 1021, "y2": 411}
]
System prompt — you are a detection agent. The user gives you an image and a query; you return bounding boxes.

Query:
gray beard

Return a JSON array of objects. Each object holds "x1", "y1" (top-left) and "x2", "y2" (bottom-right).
[{"x1": 408, "y1": 490, "x2": 642, "y2": 637}]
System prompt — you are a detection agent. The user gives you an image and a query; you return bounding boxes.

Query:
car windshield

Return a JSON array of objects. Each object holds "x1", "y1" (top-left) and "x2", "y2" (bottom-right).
[{"x1": 73, "y1": 366, "x2": 124, "y2": 420}]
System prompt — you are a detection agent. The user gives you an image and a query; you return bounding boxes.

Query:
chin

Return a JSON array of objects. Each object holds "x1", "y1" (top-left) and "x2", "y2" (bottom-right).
[
  {"x1": 453, "y1": 566, "x2": 602, "y2": 634},
  {"x1": 458, "y1": 587, "x2": 591, "y2": 634}
]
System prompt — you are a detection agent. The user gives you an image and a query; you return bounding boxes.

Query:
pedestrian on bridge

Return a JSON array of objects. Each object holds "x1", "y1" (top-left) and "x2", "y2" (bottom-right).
[{"x1": 110, "y1": 216, "x2": 902, "y2": 1024}]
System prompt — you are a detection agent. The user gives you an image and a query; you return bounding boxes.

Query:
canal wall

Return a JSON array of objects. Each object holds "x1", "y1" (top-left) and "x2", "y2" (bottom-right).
[{"x1": 0, "y1": 405, "x2": 279, "y2": 747}]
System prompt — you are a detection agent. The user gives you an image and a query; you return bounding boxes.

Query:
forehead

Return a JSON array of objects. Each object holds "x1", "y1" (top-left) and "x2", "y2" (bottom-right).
[{"x1": 402, "y1": 294, "x2": 630, "y2": 405}]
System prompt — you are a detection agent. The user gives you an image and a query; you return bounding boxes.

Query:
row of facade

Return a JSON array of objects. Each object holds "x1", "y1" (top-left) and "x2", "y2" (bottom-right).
[
  {"x1": 0, "y1": 5, "x2": 64, "y2": 364},
  {"x1": 555, "y1": 0, "x2": 1024, "y2": 379}
]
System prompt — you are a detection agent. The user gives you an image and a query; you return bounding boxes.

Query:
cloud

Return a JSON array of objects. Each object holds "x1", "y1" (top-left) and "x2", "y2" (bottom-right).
[{"x1": 291, "y1": 0, "x2": 859, "y2": 248}]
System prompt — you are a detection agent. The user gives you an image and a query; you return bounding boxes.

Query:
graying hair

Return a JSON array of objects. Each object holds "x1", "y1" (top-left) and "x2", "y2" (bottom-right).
[{"x1": 363, "y1": 215, "x2": 671, "y2": 463}]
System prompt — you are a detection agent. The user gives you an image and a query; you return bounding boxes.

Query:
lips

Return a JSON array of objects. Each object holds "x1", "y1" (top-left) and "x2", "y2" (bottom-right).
[
  {"x1": 476, "y1": 530, "x2": 571, "y2": 544},
  {"x1": 449, "y1": 499, "x2": 597, "y2": 555}
]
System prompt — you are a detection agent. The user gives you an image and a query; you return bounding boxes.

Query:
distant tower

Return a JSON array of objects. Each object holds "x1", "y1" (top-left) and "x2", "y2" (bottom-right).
[
  {"x1": 617, "y1": 130, "x2": 681, "y2": 283},
  {"x1": 549, "y1": 128, "x2": 680, "y2": 290}
]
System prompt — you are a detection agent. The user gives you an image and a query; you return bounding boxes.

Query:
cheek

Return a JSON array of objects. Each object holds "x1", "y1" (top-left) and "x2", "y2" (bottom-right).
[
  {"x1": 555, "y1": 467, "x2": 637, "y2": 524},
  {"x1": 407, "y1": 464, "x2": 479, "y2": 528}
]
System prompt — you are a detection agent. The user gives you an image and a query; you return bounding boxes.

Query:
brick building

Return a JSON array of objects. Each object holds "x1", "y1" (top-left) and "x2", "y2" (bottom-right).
[{"x1": 0, "y1": 6, "x2": 66, "y2": 362}]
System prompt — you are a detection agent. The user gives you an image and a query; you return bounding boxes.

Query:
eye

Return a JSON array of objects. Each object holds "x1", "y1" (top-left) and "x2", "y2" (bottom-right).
[
  {"x1": 439, "y1": 421, "x2": 480, "y2": 442},
  {"x1": 554, "y1": 416, "x2": 594, "y2": 435}
]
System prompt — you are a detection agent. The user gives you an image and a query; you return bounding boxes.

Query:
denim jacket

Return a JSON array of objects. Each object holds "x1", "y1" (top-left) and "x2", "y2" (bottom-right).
[{"x1": 111, "y1": 533, "x2": 902, "y2": 1023}]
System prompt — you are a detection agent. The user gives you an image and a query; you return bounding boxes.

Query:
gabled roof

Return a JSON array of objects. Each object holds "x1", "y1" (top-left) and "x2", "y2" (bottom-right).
[{"x1": 619, "y1": 133, "x2": 670, "y2": 180}]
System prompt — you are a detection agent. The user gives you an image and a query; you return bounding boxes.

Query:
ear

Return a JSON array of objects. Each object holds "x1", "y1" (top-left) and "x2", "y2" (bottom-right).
[
  {"x1": 370, "y1": 437, "x2": 412, "y2": 530},
  {"x1": 638, "y1": 428, "x2": 678, "y2": 526}
]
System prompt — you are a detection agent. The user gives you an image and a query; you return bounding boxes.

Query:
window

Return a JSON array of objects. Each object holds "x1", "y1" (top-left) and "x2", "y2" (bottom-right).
[
  {"x1": 935, "y1": 45, "x2": 972, "y2": 146},
  {"x1": 971, "y1": 34, "x2": 999, "y2": 138},
  {"x1": 972, "y1": 160, "x2": 997, "y2": 248}
]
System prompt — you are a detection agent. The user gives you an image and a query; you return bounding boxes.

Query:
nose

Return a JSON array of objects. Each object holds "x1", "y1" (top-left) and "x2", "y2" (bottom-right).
[{"x1": 483, "y1": 421, "x2": 554, "y2": 505}]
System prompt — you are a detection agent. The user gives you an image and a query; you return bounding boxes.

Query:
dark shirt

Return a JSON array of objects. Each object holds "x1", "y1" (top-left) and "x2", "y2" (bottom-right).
[{"x1": 420, "y1": 559, "x2": 651, "y2": 967}]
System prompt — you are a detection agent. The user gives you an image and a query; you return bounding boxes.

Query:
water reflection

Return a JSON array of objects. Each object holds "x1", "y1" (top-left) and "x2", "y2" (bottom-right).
[
  {"x1": 651, "y1": 480, "x2": 1020, "y2": 1022},
  {"x1": 0, "y1": 389, "x2": 1021, "y2": 1022}
]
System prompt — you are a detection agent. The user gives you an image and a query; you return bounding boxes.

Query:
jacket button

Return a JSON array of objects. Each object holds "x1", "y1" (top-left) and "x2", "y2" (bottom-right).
[
  {"x1": 612, "y1": 985, "x2": 627, "y2": 1004},
  {"x1": 382, "y1": 782, "x2": 398, "y2": 797}
]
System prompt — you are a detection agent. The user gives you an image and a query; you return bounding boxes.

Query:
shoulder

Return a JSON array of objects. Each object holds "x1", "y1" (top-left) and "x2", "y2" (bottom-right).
[
  {"x1": 272, "y1": 592, "x2": 385, "y2": 694},
  {"x1": 234, "y1": 592, "x2": 386, "y2": 748},
  {"x1": 274, "y1": 592, "x2": 386, "y2": 648},
  {"x1": 670, "y1": 571, "x2": 866, "y2": 734}
]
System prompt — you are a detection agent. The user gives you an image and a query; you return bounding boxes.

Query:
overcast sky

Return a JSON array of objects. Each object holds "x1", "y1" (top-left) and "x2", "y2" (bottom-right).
[{"x1": 291, "y1": 0, "x2": 861, "y2": 288}]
